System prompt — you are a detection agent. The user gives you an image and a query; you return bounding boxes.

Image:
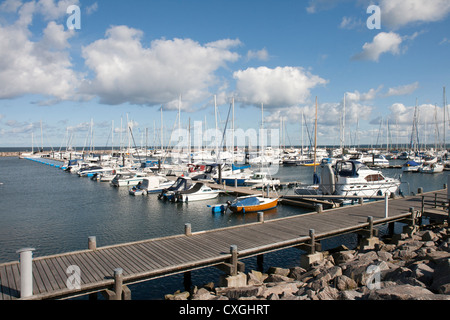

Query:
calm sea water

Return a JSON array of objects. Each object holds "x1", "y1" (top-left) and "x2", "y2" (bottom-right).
[{"x1": 0, "y1": 156, "x2": 448, "y2": 299}]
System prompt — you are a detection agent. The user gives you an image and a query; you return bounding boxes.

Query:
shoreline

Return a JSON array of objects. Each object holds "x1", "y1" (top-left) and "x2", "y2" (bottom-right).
[{"x1": 165, "y1": 223, "x2": 450, "y2": 300}]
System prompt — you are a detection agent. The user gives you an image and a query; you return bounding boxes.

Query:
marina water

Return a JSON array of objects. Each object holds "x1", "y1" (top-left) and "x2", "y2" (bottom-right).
[{"x1": 0, "y1": 155, "x2": 448, "y2": 299}]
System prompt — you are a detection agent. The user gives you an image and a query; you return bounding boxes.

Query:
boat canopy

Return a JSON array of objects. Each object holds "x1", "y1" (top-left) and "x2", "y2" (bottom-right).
[
  {"x1": 335, "y1": 160, "x2": 365, "y2": 178},
  {"x1": 404, "y1": 160, "x2": 420, "y2": 166},
  {"x1": 233, "y1": 196, "x2": 260, "y2": 207},
  {"x1": 168, "y1": 177, "x2": 192, "y2": 191},
  {"x1": 232, "y1": 164, "x2": 251, "y2": 171}
]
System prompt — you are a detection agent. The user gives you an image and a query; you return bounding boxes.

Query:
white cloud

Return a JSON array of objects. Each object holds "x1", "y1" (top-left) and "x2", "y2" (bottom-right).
[
  {"x1": 233, "y1": 66, "x2": 328, "y2": 108},
  {"x1": 246, "y1": 48, "x2": 269, "y2": 61},
  {"x1": 0, "y1": 0, "x2": 22, "y2": 13},
  {"x1": 380, "y1": 0, "x2": 450, "y2": 29},
  {"x1": 85, "y1": 2, "x2": 98, "y2": 15},
  {"x1": 81, "y1": 25, "x2": 240, "y2": 109},
  {"x1": 387, "y1": 102, "x2": 444, "y2": 127},
  {"x1": 0, "y1": 1, "x2": 82, "y2": 102},
  {"x1": 352, "y1": 32, "x2": 403, "y2": 62},
  {"x1": 339, "y1": 16, "x2": 363, "y2": 29},
  {"x1": 384, "y1": 82, "x2": 419, "y2": 97},
  {"x1": 0, "y1": 22, "x2": 79, "y2": 101}
]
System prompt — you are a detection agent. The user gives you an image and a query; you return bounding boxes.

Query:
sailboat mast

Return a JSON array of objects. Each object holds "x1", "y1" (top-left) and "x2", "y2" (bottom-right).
[
  {"x1": 444, "y1": 86, "x2": 446, "y2": 151},
  {"x1": 313, "y1": 97, "x2": 318, "y2": 174}
]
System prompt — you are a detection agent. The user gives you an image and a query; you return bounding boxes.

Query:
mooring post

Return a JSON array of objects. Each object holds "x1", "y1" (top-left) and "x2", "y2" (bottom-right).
[
  {"x1": 309, "y1": 229, "x2": 316, "y2": 255},
  {"x1": 316, "y1": 204, "x2": 323, "y2": 214},
  {"x1": 88, "y1": 236, "x2": 97, "y2": 250},
  {"x1": 185, "y1": 223, "x2": 192, "y2": 236},
  {"x1": 230, "y1": 245, "x2": 238, "y2": 276},
  {"x1": 17, "y1": 248, "x2": 35, "y2": 299},
  {"x1": 257, "y1": 212, "x2": 264, "y2": 223},
  {"x1": 359, "y1": 197, "x2": 364, "y2": 205},
  {"x1": 113, "y1": 268, "x2": 123, "y2": 300},
  {"x1": 368, "y1": 216, "x2": 374, "y2": 238},
  {"x1": 384, "y1": 194, "x2": 389, "y2": 218},
  {"x1": 418, "y1": 187, "x2": 423, "y2": 194}
]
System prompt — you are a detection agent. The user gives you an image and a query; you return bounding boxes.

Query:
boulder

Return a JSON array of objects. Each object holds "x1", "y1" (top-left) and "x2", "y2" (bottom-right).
[
  {"x1": 367, "y1": 284, "x2": 435, "y2": 300},
  {"x1": 247, "y1": 270, "x2": 267, "y2": 285},
  {"x1": 191, "y1": 288, "x2": 216, "y2": 300},
  {"x1": 411, "y1": 262, "x2": 435, "y2": 286},
  {"x1": 430, "y1": 258, "x2": 450, "y2": 293},
  {"x1": 316, "y1": 286, "x2": 340, "y2": 300},
  {"x1": 216, "y1": 285, "x2": 262, "y2": 299},
  {"x1": 377, "y1": 250, "x2": 393, "y2": 262},
  {"x1": 332, "y1": 250, "x2": 355, "y2": 265},
  {"x1": 288, "y1": 267, "x2": 307, "y2": 281},
  {"x1": 422, "y1": 230, "x2": 437, "y2": 242},
  {"x1": 260, "y1": 282, "x2": 299, "y2": 298},
  {"x1": 268, "y1": 267, "x2": 290, "y2": 277},
  {"x1": 265, "y1": 274, "x2": 293, "y2": 283},
  {"x1": 335, "y1": 275, "x2": 358, "y2": 291}
]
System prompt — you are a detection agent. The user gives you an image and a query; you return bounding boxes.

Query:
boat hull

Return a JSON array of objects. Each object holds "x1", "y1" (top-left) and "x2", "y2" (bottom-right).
[
  {"x1": 180, "y1": 192, "x2": 220, "y2": 202},
  {"x1": 229, "y1": 198, "x2": 278, "y2": 213}
]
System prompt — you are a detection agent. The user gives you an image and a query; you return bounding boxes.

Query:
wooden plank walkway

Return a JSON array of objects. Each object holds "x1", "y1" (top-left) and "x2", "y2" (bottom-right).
[{"x1": 0, "y1": 189, "x2": 447, "y2": 300}]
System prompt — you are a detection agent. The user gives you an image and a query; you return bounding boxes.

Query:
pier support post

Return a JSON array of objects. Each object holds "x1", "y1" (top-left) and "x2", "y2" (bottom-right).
[
  {"x1": 300, "y1": 229, "x2": 323, "y2": 269},
  {"x1": 359, "y1": 216, "x2": 379, "y2": 250},
  {"x1": 316, "y1": 204, "x2": 323, "y2": 214},
  {"x1": 384, "y1": 194, "x2": 389, "y2": 218},
  {"x1": 218, "y1": 245, "x2": 247, "y2": 287},
  {"x1": 403, "y1": 207, "x2": 419, "y2": 235},
  {"x1": 257, "y1": 212, "x2": 264, "y2": 223},
  {"x1": 113, "y1": 268, "x2": 123, "y2": 300},
  {"x1": 103, "y1": 268, "x2": 131, "y2": 300},
  {"x1": 185, "y1": 223, "x2": 192, "y2": 236},
  {"x1": 17, "y1": 248, "x2": 35, "y2": 299},
  {"x1": 88, "y1": 236, "x2": 97, "y2": 250}
]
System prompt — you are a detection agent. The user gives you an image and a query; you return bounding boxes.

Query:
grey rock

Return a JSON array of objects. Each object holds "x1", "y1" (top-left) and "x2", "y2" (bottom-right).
[
  {"x1": 316, "y1": 286, "x2": 340, "y2": 300},
  {"x1": 191, "y1": 288, "x2": 216, "y2": 300},
  {"x1": 422, "y1": 230, "x2": 437, "y2": 242},
  {"x1": 367, "y1": 284, "x2": 435, "y2": 300},
  {"x1": 332, "y1": 250, "x2": 355, "y2": 265},
  {"x1": 431, "y1": 258, "x2": 450, "y2": 293},
  {"x1": 335, "y1": 275, "x2": 358, "y2": 291},
  {"x1": 268, "y1": 267, "x2": 290, "y2": 277}
]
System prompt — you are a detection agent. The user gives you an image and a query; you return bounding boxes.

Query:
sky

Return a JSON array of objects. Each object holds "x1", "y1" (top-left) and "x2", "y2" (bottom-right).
[{"x1": 1, "y1": 0, "x2": 450, "y2": 149}]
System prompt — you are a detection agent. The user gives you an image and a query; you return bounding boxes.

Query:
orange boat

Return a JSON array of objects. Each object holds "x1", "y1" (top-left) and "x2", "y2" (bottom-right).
[{"x1": 227, "y1": 196, "x2": 278, "y2": 213}]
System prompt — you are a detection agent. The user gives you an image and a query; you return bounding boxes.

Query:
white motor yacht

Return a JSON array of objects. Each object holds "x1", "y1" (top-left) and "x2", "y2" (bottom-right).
[
  {"x1": 295, "y1": 160, "x2": 400, "y2": 198},
  {"x1": 245, "y1": 172, "x2": 281, "y2": 188}
]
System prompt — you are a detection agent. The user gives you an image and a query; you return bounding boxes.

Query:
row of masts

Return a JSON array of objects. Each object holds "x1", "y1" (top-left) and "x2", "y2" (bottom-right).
[{"x1": 29, "y1": 86, "x2": 449, "y2": 158}]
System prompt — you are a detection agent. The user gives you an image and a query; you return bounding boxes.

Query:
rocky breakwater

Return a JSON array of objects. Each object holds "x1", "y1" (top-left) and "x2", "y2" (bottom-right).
[{"x1": 165, "y1": 225, "x2": 450, "y2": 300}]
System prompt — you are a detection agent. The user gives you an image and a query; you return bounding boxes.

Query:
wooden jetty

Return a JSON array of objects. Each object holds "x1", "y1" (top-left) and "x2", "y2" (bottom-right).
[{"x1": 0, "y1": 189, "x2": 448, "y2": 300}]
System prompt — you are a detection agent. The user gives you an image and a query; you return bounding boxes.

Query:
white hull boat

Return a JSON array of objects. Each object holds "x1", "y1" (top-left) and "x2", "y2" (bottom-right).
[
  {"x1": 111, "y1": 171, "x2": 148, "y2": 187},
  {"x1": 245, "y1": 172, "x2": 281, "y2": 188},
  {"x1": 173, "y1": 183, "x2": 220, "y2": 202},
  {"x1": 295, "y1": 160, "x2": 400, "y2": 198},
  {"x1": 129, "y1": 176, "x2": 174, "y2": 195},
  {"x1": 419, "y1": 163, "x2": 444, "y2": 173}
]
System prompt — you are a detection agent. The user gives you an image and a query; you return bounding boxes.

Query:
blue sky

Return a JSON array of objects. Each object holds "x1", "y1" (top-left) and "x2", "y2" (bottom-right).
[{"x1": 1, "y1": 0, "x2": 450, "y2": 149}]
